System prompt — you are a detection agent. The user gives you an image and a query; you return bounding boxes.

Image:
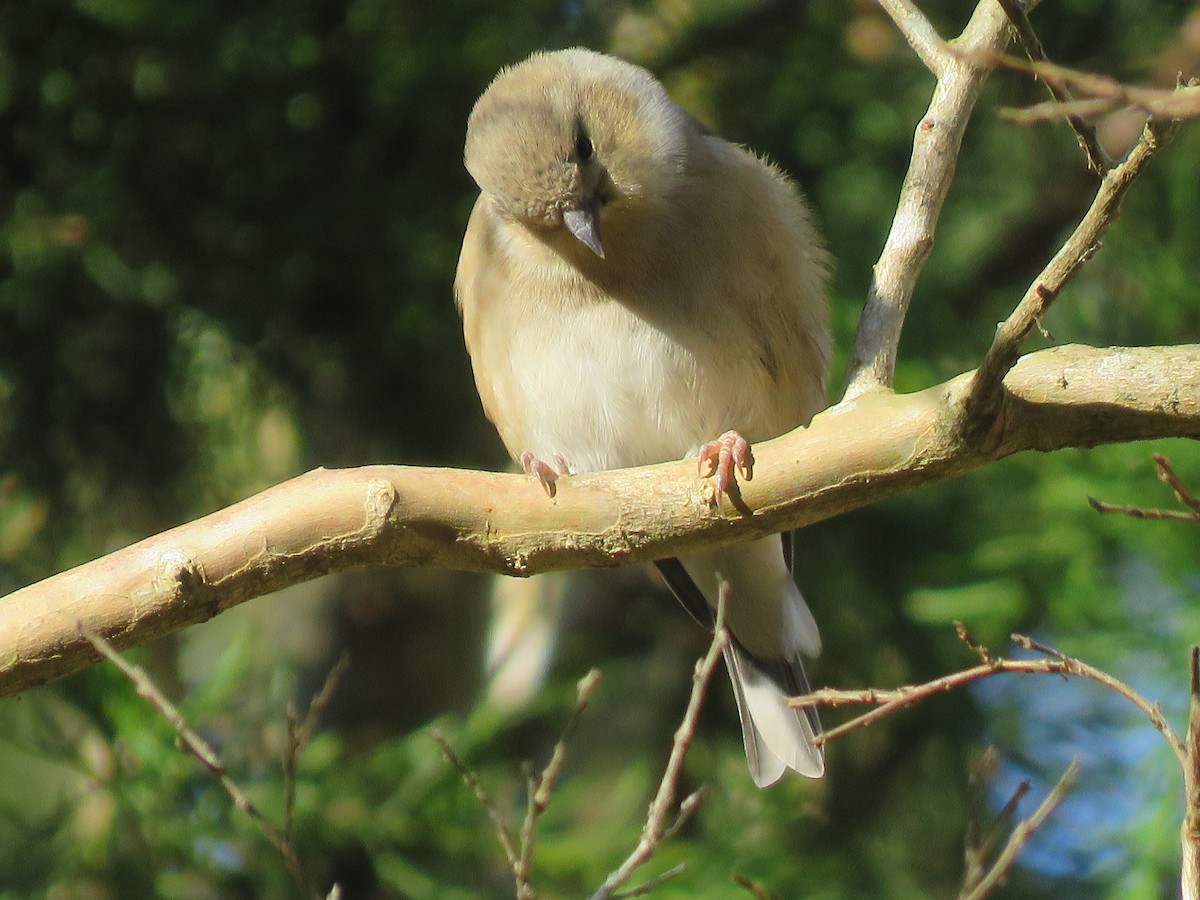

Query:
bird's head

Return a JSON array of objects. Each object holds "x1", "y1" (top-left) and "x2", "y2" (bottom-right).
[{"x1": 464, "y1": 48, "x2": 690, "y2": 258}]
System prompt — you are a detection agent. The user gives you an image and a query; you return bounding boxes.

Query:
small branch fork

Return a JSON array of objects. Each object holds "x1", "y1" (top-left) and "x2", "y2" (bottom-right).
[
  {"x1": 589, "y1": 580, "x2": 731, "y2": 900},
  {"x1": 844, "y1": 0, "x2": 1025, "y2": 398},
  {"x1": 990, "y1": 54, "x2": 1200, "y2": 124},
  {"x1": 792, "y1": 626, "x2": 1186, "y2": 766},
  {"x1": 434, "y1": 668, "x2": 602, "y2": 900},
  {"x1": 849, "y1": 0, "x2": 1184, "y2": 417},
  {"x1": 1089, "y1": 453, "x2": 1200, "y2": 524},
  {"x1": 962, "y1": 115, "x2": 1173, "y2": 427},
  {"x1": 435, "y1": 583, "x2": 731, "y2": 900},
  {"x1": 994, "y1": 0, "x2": 1112, "y2": 172},
  {"x1": 82, "y1": 627, "x2": 346, "y2": 900},
  {"x1": 958, "y1": 757, "x2": 1080, "y2": 900},
  {"x1": 792, "y1": 624, "x2": 1200, "y2": 899}
]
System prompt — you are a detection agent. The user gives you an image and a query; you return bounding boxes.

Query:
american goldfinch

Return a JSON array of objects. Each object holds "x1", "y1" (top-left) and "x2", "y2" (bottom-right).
[{"x1": 456, "y1": 48, "x2": 831, "y2": 786}]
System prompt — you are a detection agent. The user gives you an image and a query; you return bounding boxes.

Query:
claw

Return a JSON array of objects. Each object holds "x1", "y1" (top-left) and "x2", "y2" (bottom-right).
[
  {"x1": 521, "y1": 451, "x2": 571, "y2": 498},
  {"x1": 697, "y1": 430, "x2": 754, "y2": 502},
  {"x1": 550, "y1": 453, "x2": 572, "y2": 477}
]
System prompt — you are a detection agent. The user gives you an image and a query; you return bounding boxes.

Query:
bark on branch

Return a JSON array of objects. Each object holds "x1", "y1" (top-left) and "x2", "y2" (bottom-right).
[
  {"x1": 1, "y1": 342, "x2": 1198, "y2": 699},
  {"x1": 844, "y1": 0, "x2": 1020, "y2": 398}
]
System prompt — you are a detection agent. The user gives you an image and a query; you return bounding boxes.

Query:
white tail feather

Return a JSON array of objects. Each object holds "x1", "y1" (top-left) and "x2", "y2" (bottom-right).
[{"x1": 724, "y1": 640, "x2": 824, "y2": 786}]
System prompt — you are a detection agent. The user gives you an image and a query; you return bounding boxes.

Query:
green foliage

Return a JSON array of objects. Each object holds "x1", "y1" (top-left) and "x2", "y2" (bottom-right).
[{"x1": 2, "y1": 0, "x2": 1199, "y2": 897}]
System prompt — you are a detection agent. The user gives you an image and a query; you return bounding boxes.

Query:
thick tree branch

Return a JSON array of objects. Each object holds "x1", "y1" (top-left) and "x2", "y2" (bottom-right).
[
  {"x1": 0, "y1": 343, "x2": 1197, "y2": 698},
  {"x1": 845, "y1": 0, "x2": 1022, "y2": 398}
]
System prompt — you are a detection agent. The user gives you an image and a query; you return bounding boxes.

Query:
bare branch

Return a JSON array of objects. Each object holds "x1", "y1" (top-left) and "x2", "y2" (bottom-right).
[
  {"x1": 956, "y1": 620, "x2": 993, "y2": 664},
  {"x1": 964, "y1": 119, "x2": 1172, "y2": 423},
  {"x1": 611, "y1": 863, "x2": 689, "y2": 899},
  {"x1": 1089, "y1": 454, "x2": 1200, "y2": 524},
  {"x1": 437, "y1": 668, "x2": 603, "y2": 899},
  {"x1": 516, "y1": 668, "x2": 603, "y2": 897},
  {"x1": 1156, "y1": 453, "x2": 1200, "y2": 517},
  {"x1": 1087, "y1": 497, "x2": 1200, "y2": 523},
  {"x1": 799, "y1": 628, "x2": 1097, "y2": 900},
  {"x1": 791, "y1": 632, "x2": 1187, "y2": 769},
  {"x1": 732, "y1": 870, "x2": 781, "y2": 900},
  {"x1": 994, "y1": 0, "x2": 1112, "y2": 172},
  {"x1": 961, "y1": 750, "x2": 1030, "y2": 898},
  {"x1": 986, "y1": 775, "x2": 1031, "y2": 858},
  {"x1": 962, "y1": 749, "x2": 996, "y2": 890},
  {"x1": 987, "y1": 53, "x2": 1200, "y2": 122},
  {"x1": 3, "y1": 344, "x2": 1199, "y2": 699},
  {"x1": 959, "y1": 760, "x2": 1080, "y2": 900},
  {"x1": 875, "y1": 0, "x2": 952, "y2": 76},
  {"x1": 432, "y1": 731, "x2": 519, "y2": 868},
  {"x1": 285, "y1": 653, "x2": 350, "y2": 846},
  {"x1": 82, "y1": 627, "x2": 321, "y2": 899},
  {"x1": 845, "y1": 0, "x2": 1018, "y2": 398},
  {"x1": 589, "y1": 582, "x2": 730, "y2": 900}
]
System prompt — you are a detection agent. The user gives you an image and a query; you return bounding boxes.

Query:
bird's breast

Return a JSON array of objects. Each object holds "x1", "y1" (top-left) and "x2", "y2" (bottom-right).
[{"x1": 494, "y1": 297, "x2": 718, "y2": 472}]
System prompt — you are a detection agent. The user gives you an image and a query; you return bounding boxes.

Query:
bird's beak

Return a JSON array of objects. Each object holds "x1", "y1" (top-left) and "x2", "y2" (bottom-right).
[{"x1": 563, "y1": 200, "x2": 604, "y2": 258}]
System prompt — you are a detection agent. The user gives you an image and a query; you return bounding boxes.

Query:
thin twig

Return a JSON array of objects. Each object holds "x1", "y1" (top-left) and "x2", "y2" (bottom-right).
[
  {"x1": 589, "y1": 581, "x2": 731, "y2": 900},
  {"x1": 963, "y1": 117, "x2": 1172, "y2": 424},
  {"x1": 298, "y1": 652, "x2": 351, "y2": 746},
  {"x1": 516, "y1": 771, "x2": 538, "y2": 900},
  {"x1": 81, "y1": 626, "x2": 319, "y2": 899},
  {"x1": 984, "y1": 53, "x2": 1200, "y2": 122},
  {"x1": 1088, "y1": 454, "x2": 1200, "y2": 524},
  {"x1": 961, "y1": 749, "x2": 997, "y2": 893},
  {"x1": 1007, "y1": 88, "x2": 1200, "y2": 123},
  {"x1": 1087, "y1": 497, "x2": 1200, "y2": 523},
  {"x1": 995, "y1": 0, "x2": 1112, "y2": 172},
  {"x1": 956, "y1": 620, "x2": 993, "y2": 664},
  {"x1": 958, "y1": 759, "x2": 1080, "y2": 900},
  {"x1": 1006, "y1": 95, "x2": 1130, "y2": 123},
  {"x1": 987, "y1": 779, "x2": 1032, "y2": 851},
  {"x1": 611, "y1": 863, "x2": 689, "y2": 899},
  {"x1": 961, "y1": 749, "x2": 1034, "y2": 897},
  {"x1": 791, "y1": 633, "x2": 1187, "y2": 769},
  {"x1": 432, "y1": 731, "x2": 519, "y2": 867},
  {"x1": 285, "y1": 652, "x2": 350, "y2": 844},
  {"x1": 1155, "y1": 454, "x2": 1200, "y2": 517},
  {"x1": 732, "y1": 871, "x2": 782, "y2": 900},
  {"x1": 436, "y1": 668, "x2": 603, "y2": 899},
  {"x1": 516, "y1": 668, "x2": 603, "y2": 898}
]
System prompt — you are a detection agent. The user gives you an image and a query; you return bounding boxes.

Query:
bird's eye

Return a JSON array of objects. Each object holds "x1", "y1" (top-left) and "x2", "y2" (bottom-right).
[{"x1": 575, "y1": 131, "x2": 593, "y2": 162}]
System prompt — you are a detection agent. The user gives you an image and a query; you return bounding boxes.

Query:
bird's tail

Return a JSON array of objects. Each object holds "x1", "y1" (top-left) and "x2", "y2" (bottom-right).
[
  {"x1": 655, "y1": 550, "x2": 824, "y2": 786},
  {"x1": 723, "y1": 638, "x2": 824, "y2": 787}
]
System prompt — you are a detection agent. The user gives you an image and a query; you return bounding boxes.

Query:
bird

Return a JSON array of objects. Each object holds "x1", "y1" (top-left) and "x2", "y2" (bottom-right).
[{"x1": 455, "y1": 48, "x2": 831, "y2": 787}]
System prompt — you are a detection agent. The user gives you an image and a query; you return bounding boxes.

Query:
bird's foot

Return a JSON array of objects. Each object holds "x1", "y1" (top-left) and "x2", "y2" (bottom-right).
[
  {"x1": 520, "y1": 451, "x2": 572, "y2": 498},
  {"x1": 697, "y1": 430, "x2": 753, "y2": 501}
]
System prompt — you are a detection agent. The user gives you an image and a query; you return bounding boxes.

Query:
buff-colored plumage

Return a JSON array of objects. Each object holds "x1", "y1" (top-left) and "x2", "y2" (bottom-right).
[{"x1": 456, "y1": 48, "x2": 831, "y2": 786}]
